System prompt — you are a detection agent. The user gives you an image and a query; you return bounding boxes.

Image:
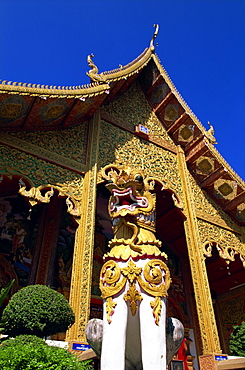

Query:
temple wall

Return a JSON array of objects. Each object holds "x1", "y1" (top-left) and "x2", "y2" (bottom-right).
[{"x1": 102, "y1": 81, "x2": 174, "y2": 143}]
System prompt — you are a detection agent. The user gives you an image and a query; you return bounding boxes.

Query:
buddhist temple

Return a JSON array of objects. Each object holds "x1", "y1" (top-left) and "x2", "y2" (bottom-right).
[{"x1": 0, "y1": 26, "x2": 245, "y2": 369}]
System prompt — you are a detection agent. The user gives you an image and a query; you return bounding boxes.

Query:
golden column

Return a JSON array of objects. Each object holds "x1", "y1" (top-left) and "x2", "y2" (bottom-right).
[
  {"x1": 66, "y1": 110, "x2": 101, "y2": 343},
  {"x1": 177, "y1": 145, "x2": 221, "y2": 355}
]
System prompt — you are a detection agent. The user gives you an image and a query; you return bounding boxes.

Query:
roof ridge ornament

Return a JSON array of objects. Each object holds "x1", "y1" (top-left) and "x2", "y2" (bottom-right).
[
  {"x1": 205, "y1": 121, "x2": 218, "y2": 144},
  {"x1": 150, "y1": 24, "x2": 159, "y2": 51},
  {"x1": 86, "y1": 53, "x2": 107, "y2": 83}
]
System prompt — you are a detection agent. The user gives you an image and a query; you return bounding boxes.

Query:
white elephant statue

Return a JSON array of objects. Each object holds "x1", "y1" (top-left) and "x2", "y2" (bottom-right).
[
  {"x1": 94, "y1": 165, "x2": 182, "y2": 370},
  {"x1": 86, "y1": 317, "x2": 184, "y2": 369}
]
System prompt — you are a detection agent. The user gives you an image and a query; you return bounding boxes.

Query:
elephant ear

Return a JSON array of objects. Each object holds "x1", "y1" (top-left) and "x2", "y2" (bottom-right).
[
  {"x1": 85, "y1": 318, "x2": 103, "y2": 358},
  {"x1": 166, "y1": 317, "x2": 184, "y2": 365}
]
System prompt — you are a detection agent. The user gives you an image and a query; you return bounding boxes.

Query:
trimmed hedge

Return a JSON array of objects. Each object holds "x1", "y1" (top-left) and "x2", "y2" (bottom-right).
[
  {"x1": 1, "y1": 285, "x2": 75, "y2": 337},
  {"x1": 230, "y1": 321, "x2": 245, "y2": 357},
  {"x1": 0, "y1": 335, "x2": 93, "y2": 370}
]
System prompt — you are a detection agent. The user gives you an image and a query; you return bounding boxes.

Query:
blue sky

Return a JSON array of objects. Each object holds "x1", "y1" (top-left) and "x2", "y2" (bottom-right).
[{"x1": 1, "y1": 0, "x2": 245, "y2": 180}]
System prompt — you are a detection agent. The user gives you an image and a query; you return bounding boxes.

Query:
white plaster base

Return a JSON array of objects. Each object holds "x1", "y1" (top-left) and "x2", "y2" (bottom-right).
[{"x1": 100, "y1": 259, "x2": 167, "y2": 370}]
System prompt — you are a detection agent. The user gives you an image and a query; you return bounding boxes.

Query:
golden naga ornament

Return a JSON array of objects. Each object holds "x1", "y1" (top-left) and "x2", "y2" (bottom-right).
[
  {"x1": 101, "y1": 164, "x2": 168, "y2": 260},
  {"x1": 86, "y1": 54, "x2": 107, "y2": 83}
]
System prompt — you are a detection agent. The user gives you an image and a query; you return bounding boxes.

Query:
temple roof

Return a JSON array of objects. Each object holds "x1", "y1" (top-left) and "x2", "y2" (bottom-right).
[{"x1": 0, "y1": 27, "x2": 244, "y2": 227}]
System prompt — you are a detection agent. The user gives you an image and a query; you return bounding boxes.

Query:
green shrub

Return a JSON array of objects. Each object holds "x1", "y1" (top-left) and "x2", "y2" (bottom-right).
[
  {"x1": 1, "y1": 334, "x2": 46, "y2": 347},
  {"x1": 1, "y1": 285, "x2": 75, "y2": 337},
  {"x1": 0, "y1": 335, "x2": 93, "y2": 370},
  {"x1": 230, "y1": 321, "x2": 245, "y2": 357}
]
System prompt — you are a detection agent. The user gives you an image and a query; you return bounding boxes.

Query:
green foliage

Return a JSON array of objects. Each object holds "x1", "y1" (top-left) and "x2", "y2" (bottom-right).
[
  {"x1": 1, "y1": 334, "x2": 46, "y2": 347},
  {"x1": 1, "y1": 285, "x2": 75, "y2": 337},
  {"x1": 0, "y1": 335, "x2": 93, "y2": 370},
  {"x1": 0, "y1": 279, "x2": 15, "y2": 334},
  {"x1": 230, "y1": 321, "x2": 245, "y2": 357},
  {"x1": 0, "y1": 280, "x2": 14, "y2": 307}
]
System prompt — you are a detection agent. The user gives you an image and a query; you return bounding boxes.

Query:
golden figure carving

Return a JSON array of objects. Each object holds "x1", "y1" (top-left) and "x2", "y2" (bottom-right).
[
  {"x1": 101, "y1": 164, "x2": 167, "y2": 260},
  {"x1": 86, "y1": 54, "x2": 106, "y2": 83},
  {"x1": 205, "y1": 121, "x2": 217, "y2": 144}
]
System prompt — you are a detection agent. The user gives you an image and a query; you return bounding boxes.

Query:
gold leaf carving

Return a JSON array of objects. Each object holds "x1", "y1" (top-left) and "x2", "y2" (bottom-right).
[
  {"x1": 19, "y1": 183, "x2": 54, "y2": 207},
  {"x1": 138, "y1": 259, "x2": 171, "y2": 297},
  {"x1": 188, "y1": 172, "x2": 240, "y2": 232},
  {"x1": 198, "y1": 219, "x2": 244, "y2": 264},
  {"x1": 121, "y1": 260, "x2": 142, "y2": 283},
  {"x1": 150, "y1": 296, "x2": 162, "y2": 325},
  {"x1": 100, "y1": 258, "x2": 170, "y2": 323},
  {"x1": 0, "y1": 144, "x2": 84, "y2": 189},
  {"x1": 99, "y1": 260, "x2": 127, "y2": 300},
  {"x1": 105, "y1": 297, "x2": 117, "y2": 324},
  {"x1": 124, "y1": 285, "x2": 143, "y2": 316}
]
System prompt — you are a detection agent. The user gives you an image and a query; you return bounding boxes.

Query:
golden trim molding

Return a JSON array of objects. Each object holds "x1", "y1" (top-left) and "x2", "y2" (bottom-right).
[
  {"x1": 177, "y1": 145, "x2": 221, "y2": 354},
  {"x1": 0, "y1": 81, "x2": 110, "y2": 98},
  {"x1": 66, "y1": 110, "x2": 101, "y2": 342}
]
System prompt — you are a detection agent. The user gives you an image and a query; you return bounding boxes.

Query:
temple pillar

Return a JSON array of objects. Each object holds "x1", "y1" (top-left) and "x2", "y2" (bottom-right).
[
  {"x1": 176, "y1": 145, "x2": 221, "y2": 355},
  {"x1": 66, "y1": 110, "x2": 100, "y2": 342}
]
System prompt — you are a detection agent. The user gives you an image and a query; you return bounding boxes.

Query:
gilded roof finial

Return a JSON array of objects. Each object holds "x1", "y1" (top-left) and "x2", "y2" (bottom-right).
[
  {"x1": 86, "y1": 53, "x2": 106, "y2": 83},
  {"x1": 205, "y1": 121, "x2": 218, "y2": 144},
  {"x1": 150, "y1": 24, "x2": 159, "y2": 50}
]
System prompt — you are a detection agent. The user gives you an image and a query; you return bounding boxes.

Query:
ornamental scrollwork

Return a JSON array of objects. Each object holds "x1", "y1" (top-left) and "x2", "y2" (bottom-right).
[
  {"x1": 100, "y1": 259, "x2": 171, "y2": 325},
  {"x1": 18, "y1": 179, "x2": 83, "y2": 218},
  {"x1": 19, "y1": 180, "x2": 54, "y2": 207},
  {"x1": 198, "y1": 219, "x2": 245, "y2": 266}
]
